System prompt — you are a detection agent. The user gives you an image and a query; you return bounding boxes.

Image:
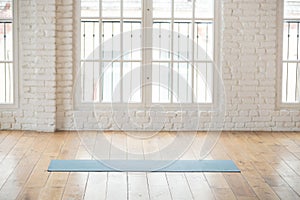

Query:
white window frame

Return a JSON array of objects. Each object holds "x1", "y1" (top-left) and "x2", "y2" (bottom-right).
[
  {"x1": 0, "y1": 0, "x2": 18, "y2": 109},
  {"x1": 75, "y1": 0, "x2": 220, "y2": 111},
  {"x1": 277, "y1": 0, "x2": 300, "y2": 108}
]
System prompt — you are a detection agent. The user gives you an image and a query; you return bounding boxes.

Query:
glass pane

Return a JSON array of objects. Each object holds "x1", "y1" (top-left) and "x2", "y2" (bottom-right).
[
  {"x1": 5, "y1": 22, "x2": 13, "y2": 61},
  {"x1": 172, "y1": 62, "x2": 192, "y2": 103},
  {"x1": 81, "y1": 0, "x2": 99, "y2": 17},
  {"x1": 102, "y1": 62, "x2": 121, "y2": 102},
  {"x1": 0, "y1": 63, "x2": 13, "y2": 104},
  {"x1": 153, "y1": 21, "x2": 171, "y2": 61},
  {"x1": 0, "y1": 22, "x2": 12, "y2": 61},
  {"x1": 0, "y1": 63, "x2": 4, "y2": 103},
  {"x1": 81, "y1": 61, "x2": 100, "y2": 102},
  {"x1": 173, "y1": 22, "x2": 193, "y2": 61},
  {"x1": 93, "y1": 62, "x2": 101, "y2": 102},
  {"x1": 194, "y1": 21, "x2": 213, "y2": 60},
  {"x1": 284, "y1": 0, "x2": 300, "y2": 18},
  {"x1": 283, "y1": 22, "x2": 289, "y2": 60},
  {"x1": 283, "y1": 22, "x2": 300, "y2": 60},
  {"x1": 282, "y1": 62, "x2": 300, "y2": 103},
  {"x1": 287, "y1": 63, "x2": 297, "y2": 102},
  {"x1": 174, "y1": 0, "x2": 193, "y2": 18},
  {"x1": 194, "y1": 62, "x2": 213, "y2": 103},
  {"x1": 81, "y1": 20, "x2": 100, "y2": 60},
  {"x1": 123, "y1": 0, "x2": 142, "y2": 18},
  {"x1": 0, "y1": 23, "x2": 2, "y2": 61},
  {"x1": 123, "y1": 62, "x2": 141, "y2": 102},
  {"x1": 102, "y1": 0, "x2": 120, "y2": 17},
  {"x1": 0, "y1": 1, "x2": 13, "y2": 104},
  {"x1": 102, "y1": 21, "x2": 121, "y2": 60},
  {"x1": 152, "y1": 62, "x2": 171, "y2": 103},
  {"x1": 153, "y1": 0, "x2": 172, "y2": 18},
  {"x1": 123, "y1": 21, "x2": 142, "y2": 60},
  {"x1": 282, "y1": 63, "x2": 288, "y2": 102},
  {"x1": 0, "y1": 0, "x2": 12, "y2": 19},
  {"x1": 195, "y1": 0, "x2": 214, "y2": 19}
]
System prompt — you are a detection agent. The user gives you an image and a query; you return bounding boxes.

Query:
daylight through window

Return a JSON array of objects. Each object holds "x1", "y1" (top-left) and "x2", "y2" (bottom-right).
[
  {"x1": 282, "y1": 0, "x2": 300, "y2": 103},
  {"x1": 80, "y1": 0, "x2": 214, "y2": 104},
  {"x1": 0, "y1": 0, "x2": 13, "y2": 104}
]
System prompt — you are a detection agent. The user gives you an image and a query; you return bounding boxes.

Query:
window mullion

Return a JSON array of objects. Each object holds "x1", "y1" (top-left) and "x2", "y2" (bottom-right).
[
  {"x1": 99, "y1": 0, "x2": 103, "y2": 102},
  {"x1": 191, "y1": 0, "x2": 195, "y2": 103},
  {"x1": 170, "y1": 0, "x2": 174, "y2": 103},
  {"x1": 143, "y1": 0, "x2": 153, "y2": 106},
  {"x1": 120, "y1": 0, "x2": 124, "y2": 103}
]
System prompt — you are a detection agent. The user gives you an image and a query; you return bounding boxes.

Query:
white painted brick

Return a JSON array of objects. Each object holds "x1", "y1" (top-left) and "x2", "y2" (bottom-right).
[
  {"x1": 273, "y1": 116, "x2": 292, "y2": 122},
  {"x1": 0, "y1": 117, "x2": 15, "y2": 123},
  {"x1": 1, "y1": 123, "x2": 12, "y2": 129},
  {"x1": 136, "y1": 111, "x2": 146, "y2": 117},
  {"x1": 12, "y1": 124, "x2": 21, "y2": 130},
  {"x1": 249, "y1": 110, "x2": 258, "y2": 116},
  {"x1": 232, "y1": 117, "x2": 251, "y2": 123},
  {"x1": 239, "y1": 111, "x2": 249, "y2": 116},
  {"x1": 235, "y1": 123, "x2": 245, "y2": 128},
  {"x1": 151, "y1": 117, "x2": 169, "y2": 123},
  {"x1": 253, "y1": 116, "x2": 272, "y2": 122},
  {"x1": 162, "y1": 123, "x2": 172, "y2": 129},
  {"x1": 173, "y1": 123, "x2": 183, "y2": 129},
  {"x1": 132, "y1": 117, "x2": 150, "y2": 123},
  {"x1": 150, "y1": 123, "x2": 165, "y2": 130},
  {"x1": 0, "y1": 0, "x2": 299, "y2": 132}
]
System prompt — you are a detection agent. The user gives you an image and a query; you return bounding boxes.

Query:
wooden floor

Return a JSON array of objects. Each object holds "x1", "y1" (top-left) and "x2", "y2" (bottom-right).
[{"x1": 1, "y1": 131, "x2": 300, "y2": 200}]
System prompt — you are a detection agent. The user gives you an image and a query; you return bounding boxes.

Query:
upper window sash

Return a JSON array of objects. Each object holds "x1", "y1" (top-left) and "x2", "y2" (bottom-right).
[
  {"x1": 281, "y1": 0, "x2": 300, "y2": 104},
  {"x1": 79, "y1": 0, "x2": 215, "y2": 105},
  {"x1": 0, "y1": 0, "x2": 16, "y2": 106}
]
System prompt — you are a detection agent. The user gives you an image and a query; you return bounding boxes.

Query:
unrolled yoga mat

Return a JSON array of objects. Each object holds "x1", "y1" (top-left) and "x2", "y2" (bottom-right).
[{"x1": 48, "y1": 160, "x2": 240, "y2": 172}]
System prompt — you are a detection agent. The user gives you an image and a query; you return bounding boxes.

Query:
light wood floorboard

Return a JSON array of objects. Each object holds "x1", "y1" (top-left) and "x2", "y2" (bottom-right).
[{"x1": 0, "y1": 131, "x2": 299, "y2": 199}]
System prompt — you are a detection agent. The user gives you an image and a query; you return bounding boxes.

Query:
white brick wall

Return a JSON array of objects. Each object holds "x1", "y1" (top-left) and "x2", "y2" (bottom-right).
[
  {"x1": 0, "y1": 0, "x2": 56, "y2": 132},
  {"x1": 55, "y1": 0, "x2": 75, "y2": 130},
  {"x1": 0, "y1": 0, "x2": 299, "y2": 132},
  {"x1": 222, "y1": 0, "x2": 299, "y2": 131}
]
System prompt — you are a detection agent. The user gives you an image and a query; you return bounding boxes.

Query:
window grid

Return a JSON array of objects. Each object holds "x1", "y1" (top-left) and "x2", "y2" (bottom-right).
[
  {"x1": 282, "y1": 1, "x2": 300, "y2": 103},
  {"x1": 80, "y1": 0, "x2": 214, "y2": 104},
  {"x1": 0, "y1": 0, "x2": 13, "y2": 104},
  {"x1": 81, "y1": 0, "x2": 142, "y2": 103}
]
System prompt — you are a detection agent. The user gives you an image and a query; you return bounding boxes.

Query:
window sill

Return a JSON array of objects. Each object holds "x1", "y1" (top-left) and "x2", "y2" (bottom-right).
[
  {"x1": 277, "y1": 102, "x2": 300, "y2": 110},
  {"x1": 74, "y1": 102, "x2": 215, "y2": 112},
  {"x1": 0, "y1": 103, "x2": 18, "y2": 110}
]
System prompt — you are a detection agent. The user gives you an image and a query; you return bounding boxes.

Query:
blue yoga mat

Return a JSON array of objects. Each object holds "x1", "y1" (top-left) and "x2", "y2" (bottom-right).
[{"x1": 48, "y1": 160, "x2": 240, "y2": 172}]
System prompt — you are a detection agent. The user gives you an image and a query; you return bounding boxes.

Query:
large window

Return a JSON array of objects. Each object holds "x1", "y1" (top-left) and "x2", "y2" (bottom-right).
[
  {"x1": 0, "y1": 0, "x2": 14, "y2": 105},
  {"x1": 282, "y1": 0, "x2": 300, "y2": 103},
  {"x1": 80, "y1": 0, "x2": 215, "y2": 105}
]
